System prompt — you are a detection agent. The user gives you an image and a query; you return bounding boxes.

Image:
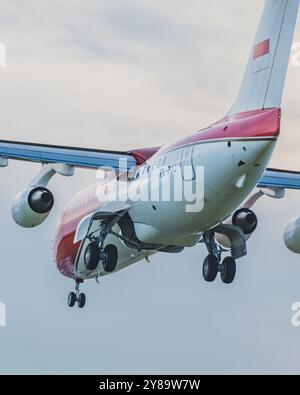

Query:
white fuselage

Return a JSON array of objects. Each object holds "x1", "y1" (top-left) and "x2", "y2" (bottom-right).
[{"x1": 74, "y1": 136, "x2": 276, "y2": 279}]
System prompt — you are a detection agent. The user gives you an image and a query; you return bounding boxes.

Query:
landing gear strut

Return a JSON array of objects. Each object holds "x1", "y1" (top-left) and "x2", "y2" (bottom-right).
[
  {"x1": 202, "y1": 231, "x2": 237, "y2": 284},
  {"x1": 68, "y1": 279, "x2": 86, "y2": 308}
]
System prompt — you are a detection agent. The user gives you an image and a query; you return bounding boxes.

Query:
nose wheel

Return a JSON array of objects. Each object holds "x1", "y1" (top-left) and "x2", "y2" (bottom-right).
[
  {"x1": 67, "y1": 291, "x2": 77, "y2": 307},
  {"x1": 68, "y1": 280, "x2": 86, "y2": 308}
]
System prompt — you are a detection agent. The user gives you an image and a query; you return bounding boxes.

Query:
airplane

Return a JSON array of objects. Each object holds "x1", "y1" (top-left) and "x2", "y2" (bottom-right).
[{"x1": 1, "y1": 0, "x2": 300, "y2": 309}]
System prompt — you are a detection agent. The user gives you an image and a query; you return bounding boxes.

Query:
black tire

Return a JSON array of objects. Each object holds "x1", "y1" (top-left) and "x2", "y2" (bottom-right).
[
  {"x1": 77, "y1": 293, "x2": 86, "y2": 308},
  {"x1": 84, "y1": 242, "x2": 100, "y2": 271},
  {"x1": 103, "y1": 244, "x2": 118, "y2": 273},
  {"x1": 221, "y1": 257, "x2": 236, "y2": 284},
  {"x1": 202, "y1": 255, "x2": 219, "y2": 282},
  {"x1": 67, "y1": 291, "x2": 77, "y2": 307}
]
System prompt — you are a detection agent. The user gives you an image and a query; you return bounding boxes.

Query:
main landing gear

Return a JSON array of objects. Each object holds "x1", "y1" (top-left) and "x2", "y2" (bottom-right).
[
  {"x1": 84, "y1": 243, "x2": 118, "y2": 273},
  {"x1": 203, "y1": 254, "x2": 236, "y2": 284},
  {"x1": 82, "y1": 214, "x2": 119, "y2": 273},
  {"x1": 202, "y1": 232, "x2": 237, "y2": 284},
  {"x1": 68, "y1": 279, "x2": 86, "y2": 308},
  {"x1": 67, "y1": 213, "x2": 123, "y2": 309}
]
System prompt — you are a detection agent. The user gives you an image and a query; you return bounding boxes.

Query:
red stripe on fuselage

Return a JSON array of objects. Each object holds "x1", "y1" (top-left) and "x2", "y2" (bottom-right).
[
  {"x1": 54, "y1": 184, "x2": 102, "y2": 279},
  {"x1": 161, "y1": 108, "x2": 280, "y2": 153}
]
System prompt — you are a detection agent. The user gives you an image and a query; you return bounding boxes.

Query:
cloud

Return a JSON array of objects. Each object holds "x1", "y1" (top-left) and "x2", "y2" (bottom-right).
[
  {"x1": 0, "y1": 0, "x2": 266, "y2": 150},
  {"x1": 0, "y1": 0, "x2": 300, "y2": 374}
]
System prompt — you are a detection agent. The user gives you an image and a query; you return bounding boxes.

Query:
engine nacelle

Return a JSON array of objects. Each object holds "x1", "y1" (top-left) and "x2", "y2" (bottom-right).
[
  {"x1": 216, "y1": 208, "x2": 258, "y2": 249},
  {"x1": 284, "y1": 217, "x2": 300, "y2": 254},
  {"x1": 11, "y1": 187, "x2": 54, "y2": 228},
  {"x1": 232, "y1": 208, "x2": 258, "y2": 235}
]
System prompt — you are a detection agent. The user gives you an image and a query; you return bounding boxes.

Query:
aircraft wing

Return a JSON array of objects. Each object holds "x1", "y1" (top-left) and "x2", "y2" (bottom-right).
[
  {"x1": 0, "y1": 139, "x2": 138, "y2": 171},
  {"x1": 258, "y1": 168, "x2": 300, "y2": 190},
  {"x1": 0, "y1": 140, "x2": 299, "y2": 190}
]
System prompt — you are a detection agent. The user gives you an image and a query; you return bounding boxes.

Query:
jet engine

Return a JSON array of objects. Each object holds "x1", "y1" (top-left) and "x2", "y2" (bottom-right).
[
  {"x1": 216, "y1": 208, "x2": 258, "y2": 249},
  {"x1": 232, "y1": 208, "x2": 258, "y2": 235},
  {"x1": 216, "y1": 188, "x2": 283, "y2": 250},
  {"x1": 11, "y1": 186, "x2": 54, "y2": 228},
  {"x1": 284, "y1": 217, "x2": 300, "y2": 254}
]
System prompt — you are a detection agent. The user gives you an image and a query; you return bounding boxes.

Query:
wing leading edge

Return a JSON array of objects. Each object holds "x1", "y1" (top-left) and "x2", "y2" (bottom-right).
[
  {"x1": 0, "y1": 140, "x2": 299, "y2": 190},
  {"x1": 0, "y1": 140, "x2": 137, "y2": 171},
  {"x1": 258, "y1": 168, "x2": 300, "y2": 190}
]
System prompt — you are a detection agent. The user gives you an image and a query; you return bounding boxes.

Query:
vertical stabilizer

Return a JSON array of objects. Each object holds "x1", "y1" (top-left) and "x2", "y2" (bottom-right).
[{"x1": 228, "y1": 0, "x2": 299, "y2": 115}]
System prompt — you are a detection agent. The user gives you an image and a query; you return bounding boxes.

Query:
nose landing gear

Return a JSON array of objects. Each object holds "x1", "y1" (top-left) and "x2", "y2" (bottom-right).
[{"x1": 68, "y1": 279, "x2": 86, "y2": 308}]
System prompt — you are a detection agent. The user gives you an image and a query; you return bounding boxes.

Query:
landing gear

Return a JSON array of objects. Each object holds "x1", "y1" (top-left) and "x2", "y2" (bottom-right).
[
  {"x1": 67, "y1": 291, "x2": 86, "y2": 308},
  {"x1": 67, "y1": 291, "x2": 77, "y2": 307},
  {"x1": 202, "y1": 254, "x2": 236, "y2": 284},
  {"x1": 202, "y1": 255, "x2": 218, "y2": 282},
  {"x1": 220, "y1": 256, "x2": 236, "y2": 284},
  {"x1": 202, "y1": 231, "x2": 237, "y2": 284},
  {"x1": 68, "y1": 280, "x2": 86, "y2": 308},
  {"x1": 84, "y1": 242, "x2": 100, "y2": 271},
  {"x1": 77, "y1": 292, "x2": 86, "y2": 308},
  {"x1": 83, "y1": 242, "x2": 118, "y2": 273},
  {"x1": 102, "y1": 244, "x2": 118, "y2": 273}
]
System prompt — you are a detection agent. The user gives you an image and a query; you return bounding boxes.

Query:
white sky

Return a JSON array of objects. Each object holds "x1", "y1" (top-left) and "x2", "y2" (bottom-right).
[{"x1": 0, "y1": 0, "x2": 300, "y2": 374}]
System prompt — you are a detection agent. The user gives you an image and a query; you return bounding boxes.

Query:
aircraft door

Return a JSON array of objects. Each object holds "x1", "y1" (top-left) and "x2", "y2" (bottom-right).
[{"x1": 180, "y1": 145, "x2": 195, "y2": 181}]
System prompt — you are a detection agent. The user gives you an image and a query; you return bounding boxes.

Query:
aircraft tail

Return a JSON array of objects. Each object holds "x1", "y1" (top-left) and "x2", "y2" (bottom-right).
[{"x1": 228, "y1": 0, "x2": 299, "y2": 116}]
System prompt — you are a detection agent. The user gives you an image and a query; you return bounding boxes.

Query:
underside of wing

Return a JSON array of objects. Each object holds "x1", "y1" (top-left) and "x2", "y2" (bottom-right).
[{"x1": 258, "y1": 168, "x2": 300, "y2": 190}]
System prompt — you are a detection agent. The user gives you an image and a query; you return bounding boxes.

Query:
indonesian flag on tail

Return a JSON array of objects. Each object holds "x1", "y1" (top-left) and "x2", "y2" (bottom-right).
[
  {"x1": 228, "y1": 0, "x2": 299, "y2": 115},
  {"x1": 253, "y1": 39, "x2": 270, "y2": 59},
  {"x1": 252, "y1": 38, "x2": 270, "y2": 74}
]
